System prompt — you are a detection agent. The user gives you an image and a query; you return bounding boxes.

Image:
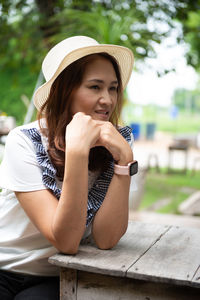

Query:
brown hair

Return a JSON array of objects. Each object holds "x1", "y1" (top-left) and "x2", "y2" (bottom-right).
[{"x1": 38, "y1": 53, "x2": 123, "y2": 179}]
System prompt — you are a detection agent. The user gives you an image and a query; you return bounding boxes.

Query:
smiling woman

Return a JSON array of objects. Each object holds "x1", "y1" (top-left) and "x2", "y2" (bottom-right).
[
  {"x1": 70, "y1": 55, "x2": 119, "y2": 122},
  {"x1": 0, "y1": 36, "x2": 137, "y2": 299}
]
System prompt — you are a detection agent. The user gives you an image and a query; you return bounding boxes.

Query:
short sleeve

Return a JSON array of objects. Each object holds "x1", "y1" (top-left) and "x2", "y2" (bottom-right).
[{"x1": 0, "y1": 128, "x2": 46, "y2": 192}]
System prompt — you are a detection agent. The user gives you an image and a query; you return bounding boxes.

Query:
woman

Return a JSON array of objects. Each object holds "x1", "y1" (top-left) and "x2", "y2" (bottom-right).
[{"x1": 0, "y1": 36, "x2": 137, "y2": 299}]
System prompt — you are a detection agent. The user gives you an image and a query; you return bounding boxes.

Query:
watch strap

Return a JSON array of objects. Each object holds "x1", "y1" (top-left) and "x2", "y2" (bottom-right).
[{"x1": 114, "y1": 161, "x2": 138, "y2": 176}]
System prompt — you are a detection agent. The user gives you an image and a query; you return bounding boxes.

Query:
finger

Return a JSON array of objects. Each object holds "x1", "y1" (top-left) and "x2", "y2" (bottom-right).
[
  {"x1": 72, "y1": 112, "x2": 86, "y2": 118},
  {"x1": 92, "y1": 120, "x2": 108, "y2": 126},
  {"x1": 92, "y1": 141, "x2": 103, "y2": 148}
]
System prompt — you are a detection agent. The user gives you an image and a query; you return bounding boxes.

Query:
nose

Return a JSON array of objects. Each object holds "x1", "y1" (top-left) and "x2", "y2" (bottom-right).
[{"x1": 99, "y1": 89, "x2": 112, "y2": 105}]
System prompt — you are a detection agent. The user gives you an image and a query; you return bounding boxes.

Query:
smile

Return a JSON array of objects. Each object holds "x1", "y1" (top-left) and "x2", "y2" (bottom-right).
[{"x1": 95, "y1": 110, "x2": 109, "y2": 115}]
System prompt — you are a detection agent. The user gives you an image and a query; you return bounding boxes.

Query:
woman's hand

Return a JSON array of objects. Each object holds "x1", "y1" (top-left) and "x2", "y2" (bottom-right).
[
  {"x1": 66, "y1": 113, "x2": 133, "y2": 164},
  {"x1": 65, "y1": 112, "x2": 101, "y2": 154},
  {"x1": 96, "y1": 122, "x2": 133, "y2": 165}
]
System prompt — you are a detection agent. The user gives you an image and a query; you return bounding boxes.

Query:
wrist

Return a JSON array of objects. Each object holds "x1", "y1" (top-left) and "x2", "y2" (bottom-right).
[
  {"x1": 64, "y1": 150, "x2": 88, "y2": 179},
  {"x1": 117, "y1": 152, "x2": 133, "y2": 166},
  {"x1": 65, "y1": 148, "x2": 88, "y2": 169},
  {"x1": 66, "y1": 143, "x2": 90, "y2": 158},
  {"x1": 114, "y1": 160, "x2": 138, "y2": 176}
]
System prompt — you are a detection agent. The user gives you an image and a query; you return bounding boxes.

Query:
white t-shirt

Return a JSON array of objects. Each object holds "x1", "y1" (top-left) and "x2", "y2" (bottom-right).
[
  {"x1": 0, "y1": 121, "x2": 92, "y2": 276},
  {"x1": 0, "y1": 120, "x2": 136, "y2": 276}
]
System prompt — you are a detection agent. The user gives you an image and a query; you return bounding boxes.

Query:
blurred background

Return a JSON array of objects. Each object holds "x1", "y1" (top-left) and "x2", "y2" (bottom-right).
[{"x1": 0, "y1": 0, "x2": 200, "y2": 226}]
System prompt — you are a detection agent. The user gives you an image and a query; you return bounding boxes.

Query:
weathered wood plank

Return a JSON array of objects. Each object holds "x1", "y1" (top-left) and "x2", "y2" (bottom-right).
[
  {"x1": 76, "y1": 270, "x2": 200, "y2": 300},
  {"x1": 49, "y1": 254, "x2": 72, "y2": 268},
  {"x1": 49, "y1": 221, "x2": 170, "y2": 277},
  {"x1": 192, "y1": 265, "x2": 200, "y2": 286},
  {"x1": 127, "y1": 225, "x2": 200, "y2": 288},
  {"x1": 60, "y1": 268, "x2": 77, "y2": 300}
]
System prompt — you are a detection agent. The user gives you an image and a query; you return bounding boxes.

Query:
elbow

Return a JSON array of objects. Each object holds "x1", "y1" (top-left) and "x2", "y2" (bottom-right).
[
  {"x1": 94, "y1": 225, "x2": 128, "y2": 250},
  {"x1": 50, "y1": 232, "x2": 80, "y2": 255},
  {"x1": 53, "y1": 239, "x2": 79, "y2": 254},
  {"x1": 59, "y1": 246, "x2": 79, "y2": 255},
  {"x1": 96, "y1": 238, "x2": 119, "y2": 250},
  {"x1": 94, "y1": 236, "x2": 121, "y2": 250}
]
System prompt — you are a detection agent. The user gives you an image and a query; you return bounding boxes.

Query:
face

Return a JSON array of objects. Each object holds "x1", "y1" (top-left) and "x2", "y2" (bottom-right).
[{"x1": 70, "y1": 56, "x2": 118, "y2": 121}]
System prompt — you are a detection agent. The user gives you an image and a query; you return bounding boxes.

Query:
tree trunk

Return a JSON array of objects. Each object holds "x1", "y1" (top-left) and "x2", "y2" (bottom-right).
[{"x1": 35, "y1": 0, "x2": 61, "y2": 47}]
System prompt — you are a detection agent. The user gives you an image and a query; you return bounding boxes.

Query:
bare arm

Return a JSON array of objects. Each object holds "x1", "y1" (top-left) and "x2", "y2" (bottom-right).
[
  {"x1": 15, "y1": 113, "x2": 100, "y2": 254},
  {"x1": 92, "y1": 123, "x2": 133, "y2": 249},
  {"x1": 15, "y1": 151, "x2": 88, "y2": 254}
]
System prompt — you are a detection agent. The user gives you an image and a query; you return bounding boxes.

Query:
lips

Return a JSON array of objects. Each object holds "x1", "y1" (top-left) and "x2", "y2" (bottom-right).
[
  {"x1": 95, "y1": 110, "x2": 109, "y2": 115},
  {"x1": 94, "y1": 109, "x2": 110, "y2": 120}
]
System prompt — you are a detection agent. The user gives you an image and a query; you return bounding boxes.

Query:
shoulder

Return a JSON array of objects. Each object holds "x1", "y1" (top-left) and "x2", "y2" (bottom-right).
[
  {"x1": 5, "y1": 120, "x2": 43, "y2": 154},
  {"x1": 0, "y1": 121, "x2": 48, "y2": 191},
  {"x1": 7, "y1": 120, "x2": 40, "y2": 138},
  {"x1": 13, "y1": 120, "x2": 40, "y2": 131},
  {"x1": 6, "y1": 120, "x2": 45, "y2": 143}
]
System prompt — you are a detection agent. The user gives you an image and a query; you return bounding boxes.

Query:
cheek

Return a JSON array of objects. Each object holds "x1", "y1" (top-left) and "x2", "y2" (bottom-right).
[
  {"x1": 71, "y1": 95, "x2": 94, "y2": 114},
  {"x1": 70, "y1": 90, "x2": 84, "y2": 112},
  {"x1": 112, "y1": 95, "x2": 118, "y2": 109},
  {"x1": 77, "y1": 91, "x2": 96, "y2": 108},
  {"x1": 82, "y1": 99, "x2": 96, "y2": 113}
]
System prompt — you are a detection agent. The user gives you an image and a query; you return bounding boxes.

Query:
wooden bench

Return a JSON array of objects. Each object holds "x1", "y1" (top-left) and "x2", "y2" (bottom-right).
[
  {"x1": 168, "y1": 142, "x2": 189, "y2": 173},
  {"x1": 49, "y1": 221, "x2": 200, "y2": 299}
]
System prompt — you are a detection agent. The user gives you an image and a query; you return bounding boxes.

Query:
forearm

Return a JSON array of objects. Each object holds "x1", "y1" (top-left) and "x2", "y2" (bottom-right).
[
  {"x1": 92, "y1": 174, "x2": 130, "y2": 249},
  {"x1": 51, "y1": 114, "x2": 103, "y2": 253},
  {"x1": 52, "y1": 150, "x2": 89, "y2": 253}
]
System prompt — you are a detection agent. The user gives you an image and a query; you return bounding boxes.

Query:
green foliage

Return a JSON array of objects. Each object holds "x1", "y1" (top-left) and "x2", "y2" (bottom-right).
[
  {"x1": 0, "y1": 0, "x2": 200, "y2": 122},
  {"x1": 172, "y1": 87, "x2": 200, "y2": 113},
  {"x1": 0, "y1": 0, "x2": 45, "y2": 71},
  {"x1": 175, "y1": 0, "x2": 200, "y2": 70},
  {"x1": 54, "y1": 4, "x2": 159, "y2": 62},
  {"x1": 0, "y1": 65, "x2": 37, "y2": 124},
  {"x1": 1, "y1": 0, "x2": 199, "y2": 73}
]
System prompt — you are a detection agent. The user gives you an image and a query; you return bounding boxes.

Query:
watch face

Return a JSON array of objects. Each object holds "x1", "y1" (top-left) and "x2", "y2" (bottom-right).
[{"x1": 130, "y1": 161, "x2": 138, "y2": 176}]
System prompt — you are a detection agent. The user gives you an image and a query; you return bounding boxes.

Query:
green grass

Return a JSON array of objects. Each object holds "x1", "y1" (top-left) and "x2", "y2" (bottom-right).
[
  {"x1": 123, "y1": 104, "x2": 200, "y2": 135},
  {"x1": 139, "y1": 169, "x2": 200, "y2": 215},
  {"x1": 156, "y1": 112, "x2": 200, "y2": 134}
]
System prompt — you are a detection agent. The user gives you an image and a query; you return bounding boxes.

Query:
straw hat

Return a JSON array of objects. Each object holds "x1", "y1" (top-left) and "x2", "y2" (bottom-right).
[{"x1": 33, "y1": 36, "x2": 134, "y2": 111}]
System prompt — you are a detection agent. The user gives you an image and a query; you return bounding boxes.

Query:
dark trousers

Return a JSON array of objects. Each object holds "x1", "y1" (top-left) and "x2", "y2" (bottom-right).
[{"x1": 0, "y1": 270, "x2": 59, "y2": 300}]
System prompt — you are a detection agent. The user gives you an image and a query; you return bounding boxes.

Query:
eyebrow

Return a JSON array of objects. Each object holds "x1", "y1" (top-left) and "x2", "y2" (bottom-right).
[{"x1": 87, "y1": 79, "x2": 118, "y2": 85}]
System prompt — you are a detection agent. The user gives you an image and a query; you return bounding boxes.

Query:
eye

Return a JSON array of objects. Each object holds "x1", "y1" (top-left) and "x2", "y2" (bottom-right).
[
  {"x1": 90, "y1": 85, "x2": 100, "y2": 90},
  {"x1": 110, "y1": 86, "x2": 118, "y2": 92}
]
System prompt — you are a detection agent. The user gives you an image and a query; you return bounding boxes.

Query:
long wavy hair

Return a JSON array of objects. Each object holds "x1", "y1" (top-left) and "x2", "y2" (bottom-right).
[{"x1": 38, "y1": 53, "x2": 123, "y2": 180}]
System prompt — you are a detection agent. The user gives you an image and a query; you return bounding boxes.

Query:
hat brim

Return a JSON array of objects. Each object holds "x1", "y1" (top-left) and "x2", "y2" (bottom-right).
[{"x1": 33, "y1": 44, "x2": 134, "y2": 111}]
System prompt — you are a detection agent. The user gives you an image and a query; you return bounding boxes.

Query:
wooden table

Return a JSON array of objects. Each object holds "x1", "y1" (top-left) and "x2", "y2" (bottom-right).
[{"x1": 49, "y1": 221, "x2": 200, "y2": 300}]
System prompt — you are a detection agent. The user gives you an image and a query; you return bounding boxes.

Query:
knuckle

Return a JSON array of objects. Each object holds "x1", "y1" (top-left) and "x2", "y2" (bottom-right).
[
  {"x1": 103, "y1": 122, "x2": 113, "y2": 131},
  {"x1": 73, "y1": 112, "x2": 82, "y2": 119},
  {"x1": 102, "y1": 132, "x2": 110, "y2": 143},
  {"x1": 107, "y1": 121, "x2": 113, "y2": 128},
  {"x1": 76, "y1": 112, "x2": 82, "y2": 116},
  {"x1": 85, "y1": 115, "x2": 92, "y2": 121}
]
